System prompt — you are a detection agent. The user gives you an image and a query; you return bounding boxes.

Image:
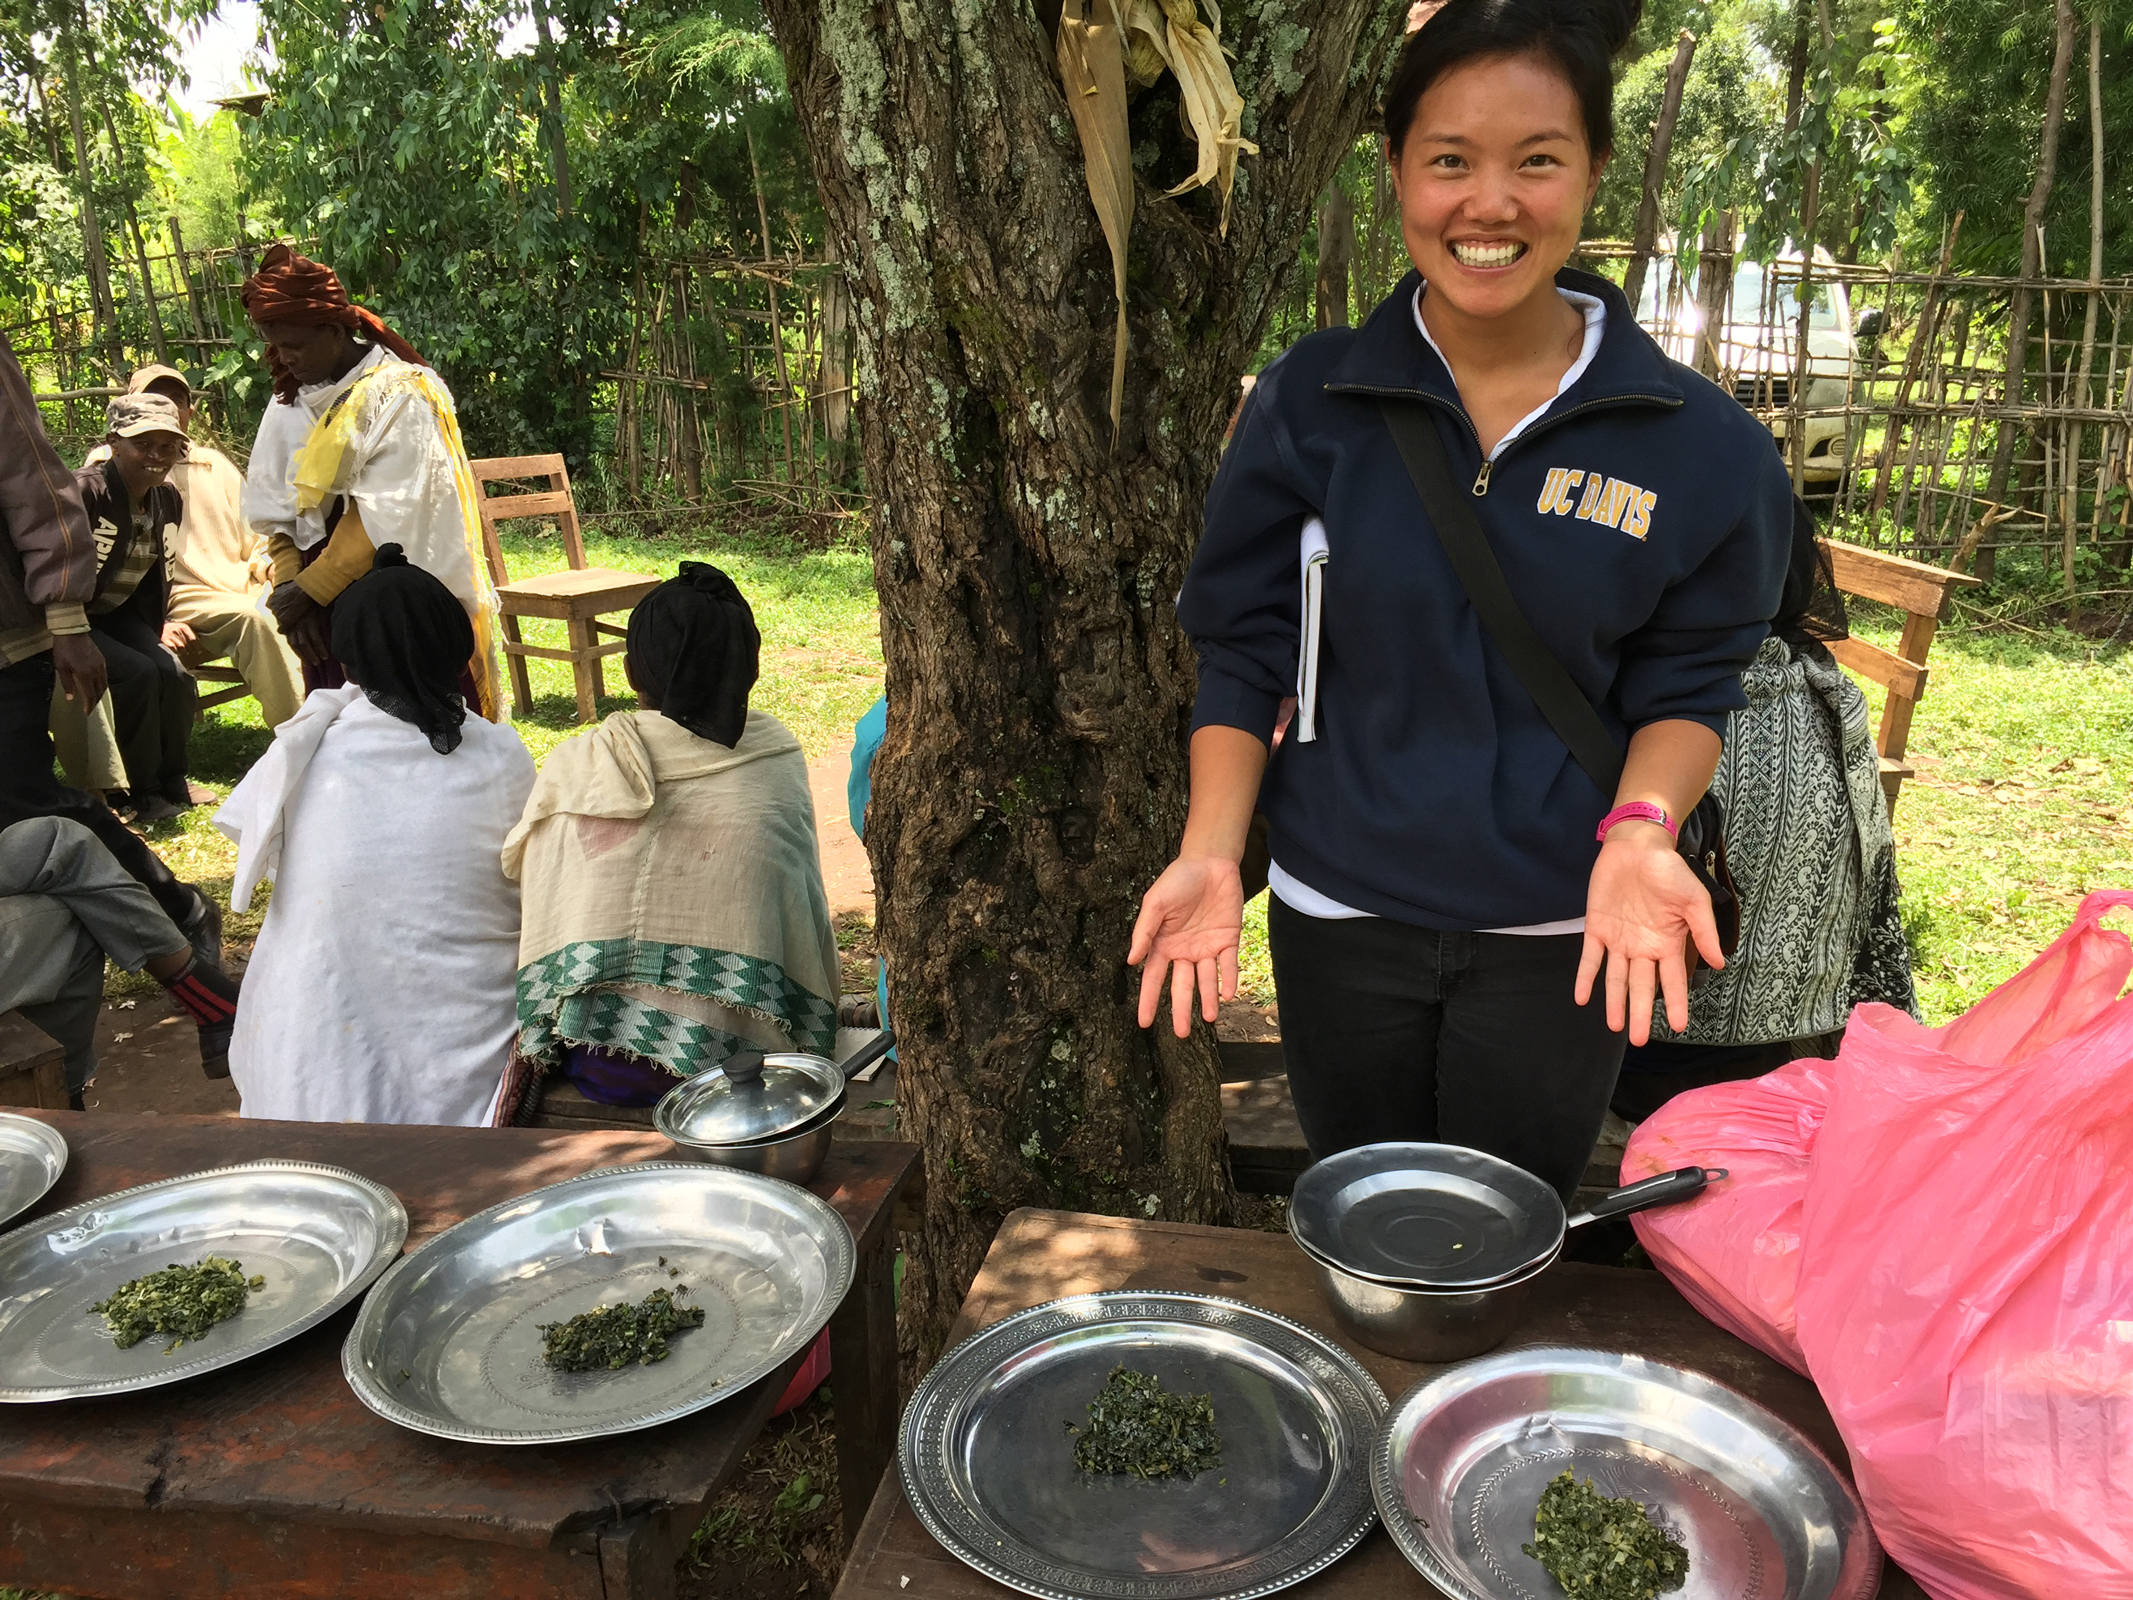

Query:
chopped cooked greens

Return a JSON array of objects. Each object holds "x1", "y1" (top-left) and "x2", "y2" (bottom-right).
[
  {"x1": 1065, "y1": 1364, "x2": 1222, "y2": 1481},
  {"x1": 91, "y1": 1257, "x2": 264, "y2": 1352},
  {"x1": 1523, "y1": 1471, "x2": 1689, "y2": 1599},
  {"x1": 539, "y1": 1287, "x2": 705, "y2": 1372}
]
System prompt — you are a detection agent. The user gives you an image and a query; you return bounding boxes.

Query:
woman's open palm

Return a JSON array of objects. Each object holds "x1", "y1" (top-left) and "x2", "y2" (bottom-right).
[{"x1": 1129, "y1": 857, "x2": 1245, "y2": 1037}]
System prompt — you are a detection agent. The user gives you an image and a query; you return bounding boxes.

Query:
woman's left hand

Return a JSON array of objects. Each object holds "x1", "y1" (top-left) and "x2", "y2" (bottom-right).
[{"x1": 1575, "y1": 820, "x2": 1725, "y2": 1046}]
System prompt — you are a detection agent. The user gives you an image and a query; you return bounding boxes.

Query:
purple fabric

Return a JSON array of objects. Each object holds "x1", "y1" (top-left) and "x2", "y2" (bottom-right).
[{"x1": 562, "y1": 1042, "x2": 681, "y2": 1107}]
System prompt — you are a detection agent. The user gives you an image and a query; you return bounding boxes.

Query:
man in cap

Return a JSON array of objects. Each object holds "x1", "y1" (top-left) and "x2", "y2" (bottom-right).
[
  {"x1": 0, "y1": 332, "x2": 222, "y2": 958},
  {"x1": 77, "y1": 392, "x2": 207, "y2": 822},
  {"x1": 85, "y1": 367, "x2": 302, "y2": 728}
]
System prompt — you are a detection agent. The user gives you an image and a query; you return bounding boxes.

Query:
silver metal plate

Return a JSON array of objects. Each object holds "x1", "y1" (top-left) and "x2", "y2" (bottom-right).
[
  {"x1": 343, "y1": 1162, "x2": 853, "y2": 1445},
  {"x1": 900, "y1": 1292, "x2": 1388, "y2": 1600},
  {"x1": 0, "y1": 1114, "x2": 66, "y2": 1232},
  {"x1": 0, "y1": 1160, "x2": 408, "y2": 1403},
  {"x1": 1289, "y1": 1144, "x2": 1561, "y2": 1290},
  {"x1": 1374, "y1": 1346, "x2": 1882, "y2": 1600}
]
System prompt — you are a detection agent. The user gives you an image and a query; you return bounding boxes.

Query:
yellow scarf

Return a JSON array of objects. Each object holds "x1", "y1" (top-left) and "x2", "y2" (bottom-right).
[{"x1": 289, "y1": 364, "x2": 500, "y2": 720}]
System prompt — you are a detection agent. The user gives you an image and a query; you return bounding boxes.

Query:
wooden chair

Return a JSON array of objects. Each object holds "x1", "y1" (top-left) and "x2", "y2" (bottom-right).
[
  {"x1": 1818, "y1": 539, "x2": 1981, "y2": 813},
  {"x1": 190, "y1": 661, "x2": 254, "y2": 718},
  {"x1": 468, "y1": 454, "x2": 661, "y2": 723}
]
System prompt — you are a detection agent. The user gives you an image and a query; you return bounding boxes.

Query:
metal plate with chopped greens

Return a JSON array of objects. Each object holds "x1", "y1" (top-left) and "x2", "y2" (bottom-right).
[
  {"x1": 1373, "y1": 1347, "x2": 1882, "y2": 1600},
  {"x1": 0, "y1": 1161, "x2": 407, "y2": 1403},
  {"x1": 342, "y1": 1163, "x2": 852, "y2": 1445},
  {"x1": 900, "y1": 1291, "x2": 1387, "y2": 1600}
]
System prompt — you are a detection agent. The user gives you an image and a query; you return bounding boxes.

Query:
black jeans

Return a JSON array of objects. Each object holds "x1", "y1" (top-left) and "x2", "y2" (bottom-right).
[
  {"x1": 0, "y1": 650, "x2": 195, "y2": 927},
  {"x1": 90, "y1": 610, "x2": 196, "y2": 804},
  {"x1": 1268, "y1": 896, "x2": 1627, "y2": 1202}
]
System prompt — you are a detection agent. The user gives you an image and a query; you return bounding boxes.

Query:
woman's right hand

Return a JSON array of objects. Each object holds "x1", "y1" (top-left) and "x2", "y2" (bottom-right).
[{"x1": 1129, "y1": 855, "x2": 1246, "y2": 1037}]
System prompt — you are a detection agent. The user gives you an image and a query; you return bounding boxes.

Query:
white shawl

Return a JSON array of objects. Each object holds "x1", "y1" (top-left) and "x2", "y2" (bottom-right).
[{"x1": 214, "y1": 689, "x2": 536, "y2": 1125}]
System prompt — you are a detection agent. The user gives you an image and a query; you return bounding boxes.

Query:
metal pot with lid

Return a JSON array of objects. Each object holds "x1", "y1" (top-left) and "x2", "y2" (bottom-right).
[
  {"x1": 661, "y1": 1051, "x2": 845, "y2": 1147},
  {"x1": 653, "y1": 1030, "x2": 895, "y2": 1182},
  {"x1": 1290, "y1": 1142, "x2": 1724, "y2": 1361}
]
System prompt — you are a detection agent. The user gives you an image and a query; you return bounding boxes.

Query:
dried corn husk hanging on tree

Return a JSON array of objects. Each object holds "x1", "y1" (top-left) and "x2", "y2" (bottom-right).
[{"x1": 1055, "y1": 0, "x2": 1257, "y2": 438}]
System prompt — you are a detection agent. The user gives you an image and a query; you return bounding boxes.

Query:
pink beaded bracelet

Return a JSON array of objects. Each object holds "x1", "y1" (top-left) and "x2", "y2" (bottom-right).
[{"x1": 1596, "y1": 801, "x2": 1678, "y2": 842}]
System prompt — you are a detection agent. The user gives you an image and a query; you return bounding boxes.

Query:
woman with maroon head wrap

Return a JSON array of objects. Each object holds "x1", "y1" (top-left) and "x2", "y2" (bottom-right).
[{"x1": 236, "y1": 243, "x2": 501, "y2": 718}]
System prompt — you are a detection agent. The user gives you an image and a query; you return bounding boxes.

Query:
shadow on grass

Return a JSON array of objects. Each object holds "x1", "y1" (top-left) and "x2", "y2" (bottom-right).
[{"x1": 187, "y1": 710, "x2": 276, "y2": 786}]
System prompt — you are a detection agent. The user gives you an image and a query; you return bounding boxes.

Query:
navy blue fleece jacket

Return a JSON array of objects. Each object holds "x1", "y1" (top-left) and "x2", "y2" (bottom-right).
[{"x1": 1180, "y1": 268, "x2": 1792, "y2": 930}]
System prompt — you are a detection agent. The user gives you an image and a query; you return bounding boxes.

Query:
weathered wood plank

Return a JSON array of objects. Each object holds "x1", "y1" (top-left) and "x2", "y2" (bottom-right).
[
  {"x1": 1820, "y1": 538, "x2": 1979, "y2": 618},
  {"x1": 1828, "y1": 633, "x2": 1929, "y2": 702}
]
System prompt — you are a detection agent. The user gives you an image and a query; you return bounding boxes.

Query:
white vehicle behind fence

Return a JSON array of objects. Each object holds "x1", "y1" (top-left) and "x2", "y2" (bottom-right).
[{"x1": 1632, "y1": 244, "x2": 1863, "y2": 485}]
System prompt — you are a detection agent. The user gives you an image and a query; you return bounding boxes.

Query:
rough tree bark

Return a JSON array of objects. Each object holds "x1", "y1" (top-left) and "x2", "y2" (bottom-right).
[
  {"x1": 1975, "y1": 0, "x2": 2077, "y2": 582},
  {"x1": 758, "y1": 0, "x2": 1409, "y2": 1354}
]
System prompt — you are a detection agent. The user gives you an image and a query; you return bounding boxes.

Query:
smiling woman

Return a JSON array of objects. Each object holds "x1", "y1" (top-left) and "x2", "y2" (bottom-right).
[{"x1": 1129, "y1": 0, "x2": 1797, "y2": 1202}]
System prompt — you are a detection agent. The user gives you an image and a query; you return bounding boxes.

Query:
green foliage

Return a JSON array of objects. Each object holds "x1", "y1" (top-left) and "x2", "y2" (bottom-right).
[
  {"x1": 1894, "y1": 0, "x2": 2133, "y2": 277},
  {"x1": 1592, "y1": 14, "x2": 1779, "y2": 242},
  {"x1": 240, "y1": 0, "x2": 823, "y2": 461},
  {"x1": 158, "y1": 108, "x2": 251, "y2": 251}
]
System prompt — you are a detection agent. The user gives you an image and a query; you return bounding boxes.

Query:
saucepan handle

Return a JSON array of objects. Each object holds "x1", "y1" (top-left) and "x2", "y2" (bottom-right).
[
  {"x1": 834, "y1": 1027, "x2": 896, "y2": 1083},
  {"x1": 1566, "y1": 1165, "x2": 1727, "y2": 1228}
]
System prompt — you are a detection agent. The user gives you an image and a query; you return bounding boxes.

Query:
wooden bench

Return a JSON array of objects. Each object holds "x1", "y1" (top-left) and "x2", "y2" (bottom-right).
[
  {"x1": 0, "y1": 1011, "x2": 69, "y2": 1110},
  {"x1": 1818, "y1": 539, "x2": 1981, "y2": 813}
]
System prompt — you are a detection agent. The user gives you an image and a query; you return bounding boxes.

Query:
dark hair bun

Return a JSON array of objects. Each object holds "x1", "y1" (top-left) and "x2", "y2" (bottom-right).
[
  {"x1": 1385, "y1": 0, "x2": 1645, "y2": 159},
  {"x1": 1572, "y1": 0, "x2": 1643, "y2": 57}
]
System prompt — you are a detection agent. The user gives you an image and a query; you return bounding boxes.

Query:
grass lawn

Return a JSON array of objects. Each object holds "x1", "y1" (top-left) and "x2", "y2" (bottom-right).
[
  {"x1": 117, "y1": 512, "x2": 2130, "y2": 1032},
  {"x1": 1234, "y1": 604, "x2": 2133, "y2": 1027}
]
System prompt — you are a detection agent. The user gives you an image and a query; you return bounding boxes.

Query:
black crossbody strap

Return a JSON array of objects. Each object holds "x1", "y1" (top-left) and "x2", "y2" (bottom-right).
[{"x1": 1377, "y1": 399, "x2": 1626, "y2": 798}]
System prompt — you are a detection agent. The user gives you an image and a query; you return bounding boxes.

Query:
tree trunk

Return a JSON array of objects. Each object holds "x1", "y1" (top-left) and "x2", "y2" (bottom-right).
[
  {"x1": 2064, "y1": 14, "x2": 2103, "y2": 598},
  {"x1": 1782, "y1": 0, "x2": 1812, "y2": 134},
  {"x1": 759, "y1": 0, "x2": 1408, "y2": 1356},
  {"x1": 1976, "y1": 0, "x2": 2077, "y2": 581},
  {"x1": 529, "y1": 0, "x2": 574, "y2": 214},
  {"x1": 1621, "y1": 29, "x2": 1696, "y2": 317},
  {"x1": 1315, "y1": 182, "x2": 1355, "y2": 329},
  {"x1": 1693, "y1": 208, "x2": 1733, "y2": 383},
  {"x1": 58, "y1": 34, "x2": 120, "y2": 376}
]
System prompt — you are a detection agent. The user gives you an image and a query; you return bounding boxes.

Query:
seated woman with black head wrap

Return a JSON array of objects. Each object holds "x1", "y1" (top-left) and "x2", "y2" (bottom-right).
[
  {"x1": 214, "y1": 547, "x2": 536, "y2": 1125},
  {"x1": 502, "y1": 562, "x2": 841, "y2": 1112}
]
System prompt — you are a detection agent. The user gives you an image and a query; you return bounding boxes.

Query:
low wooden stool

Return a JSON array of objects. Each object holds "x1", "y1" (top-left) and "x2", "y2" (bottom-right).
[{"x1": 0, "y1": 1011, "x2": 70, "y2": 1110}]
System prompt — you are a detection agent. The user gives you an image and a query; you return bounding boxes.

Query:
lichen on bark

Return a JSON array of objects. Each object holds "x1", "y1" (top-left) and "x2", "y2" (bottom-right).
[{"x1": 758, "y1": 0, "x2": 1409, "y2": 1361}]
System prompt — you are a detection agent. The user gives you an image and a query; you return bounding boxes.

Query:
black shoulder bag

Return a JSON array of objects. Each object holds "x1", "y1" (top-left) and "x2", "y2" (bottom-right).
[{"x1": 1377, "y1": 401, "x2": 1739, "y2": 966}]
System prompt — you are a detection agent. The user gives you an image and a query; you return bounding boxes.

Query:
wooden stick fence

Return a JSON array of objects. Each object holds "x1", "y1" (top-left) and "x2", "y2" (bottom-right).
[
  {"x1": 18, "y1": 210, "x2": 2125, "y2": 577},
  {"x1": 8, "y1": 225, "x2": 275, "y2": 444},
  {"x1": 1574, "y1": 238, "x2": 2133, "y2": 580},
  {"x1": 606, "y1": 250, "x2": 856, "y2": 511}
]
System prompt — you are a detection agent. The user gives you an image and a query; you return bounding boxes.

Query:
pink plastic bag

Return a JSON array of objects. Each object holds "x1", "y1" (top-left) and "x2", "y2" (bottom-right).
[
  {"x1": 1627, "y1": 891, "x2": 2133, "y2": 1597},
  {"x1": 1795, "y1": 892, "x2": 2133, "y2": 1598},
  {"x1": 1621, "y1": 1057, "x2": 1829, "y2": 1371}
]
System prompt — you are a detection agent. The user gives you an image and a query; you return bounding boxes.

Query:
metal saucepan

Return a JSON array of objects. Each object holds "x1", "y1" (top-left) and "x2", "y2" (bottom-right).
[
  {"x1": 1292, "y1": 1144, "x2": 1724, "y2": 1362},
  {"x1": 654, "y1": 1029, "x2": 894, "y2": 1182}
]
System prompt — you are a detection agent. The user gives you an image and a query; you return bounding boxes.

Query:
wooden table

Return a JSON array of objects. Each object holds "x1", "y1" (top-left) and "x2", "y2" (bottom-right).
[
  {"x1": 835, "y1": 1209, "x2": 1927, "y2": 1599},
  {"x1": 0, "y1": 1112, "x2": 919, "y2": 1599}
]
